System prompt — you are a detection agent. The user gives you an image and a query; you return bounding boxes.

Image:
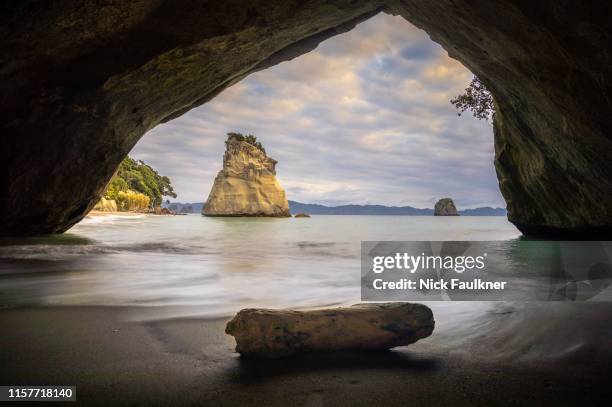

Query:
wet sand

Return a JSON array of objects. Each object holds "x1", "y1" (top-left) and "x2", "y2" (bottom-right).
[{"x1": 0, "y1": 305, "x2": 610, "y2": 406}]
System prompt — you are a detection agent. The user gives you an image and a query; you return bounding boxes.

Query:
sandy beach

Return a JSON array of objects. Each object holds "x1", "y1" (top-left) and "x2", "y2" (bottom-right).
[
  {"x1": 86, "y1": 210, "x2": 147, "y2": 218},
  {"x1": 1, "y1": 305, "x2": 610, "y2": 406}
]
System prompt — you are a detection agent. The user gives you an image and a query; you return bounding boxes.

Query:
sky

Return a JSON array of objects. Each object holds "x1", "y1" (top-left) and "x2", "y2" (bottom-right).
[{"x1": 132, "y1": 13, "x2": 505, "y2": 209}]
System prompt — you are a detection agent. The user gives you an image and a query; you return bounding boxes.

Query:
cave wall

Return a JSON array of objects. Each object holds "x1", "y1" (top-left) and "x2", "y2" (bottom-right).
[
  {"x1": 391, "y1": 1, "x2": 612, "y2": 237},
  {"x1": 1, "y1": 1, "x2": 611, "y2": 237}
]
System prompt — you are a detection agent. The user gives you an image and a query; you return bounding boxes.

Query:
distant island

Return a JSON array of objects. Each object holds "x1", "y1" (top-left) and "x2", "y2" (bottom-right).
[{"x1": 166, "y1": 200, "x2": 506, "y2": 216}]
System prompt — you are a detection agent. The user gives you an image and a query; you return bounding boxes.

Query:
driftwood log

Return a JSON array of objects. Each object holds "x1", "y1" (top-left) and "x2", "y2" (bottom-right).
[{"x1": 225, "y1": 303, "x2": 434, "y2": 357}]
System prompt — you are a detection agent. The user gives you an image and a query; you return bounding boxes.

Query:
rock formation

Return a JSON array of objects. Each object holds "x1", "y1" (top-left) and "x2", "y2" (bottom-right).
[
  {"x1": 154, "y1": 206, "x2": 173, "y2": 215},
  {"x1": 225, "y1": 303, "x2": 434, "y2": 358},
  {"x1": 1, "y1": 2, "x2": 612, "y2": 237},
  {"x1": 434, "y1": 198, "x2": 459, "y2": 216},
  {"x1": 203, "y1": 135, "x2": 290, "y2": 217}
]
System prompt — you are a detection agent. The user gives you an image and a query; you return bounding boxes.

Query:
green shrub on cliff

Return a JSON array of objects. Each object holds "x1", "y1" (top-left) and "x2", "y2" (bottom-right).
[
  {"x1": 450, "y1": 76, "x2": 495, "y2": 121},
  {"x1": 104, "y1": 156, "x2": 176, "y2": 207},
  {"x1": 227, "y1": 132, "x2": 266, "y2": 154}
]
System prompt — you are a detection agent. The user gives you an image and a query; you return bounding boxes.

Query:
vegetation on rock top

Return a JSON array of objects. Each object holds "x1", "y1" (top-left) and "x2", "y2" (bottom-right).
[{"x1": 227, "y1": 132, "x2": 266, "y2": 154}]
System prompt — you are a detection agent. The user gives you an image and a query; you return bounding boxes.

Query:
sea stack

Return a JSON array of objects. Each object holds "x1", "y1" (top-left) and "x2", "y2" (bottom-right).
[
  {"x1": 203, "y1": 133, "x2": 291, "y2": 217},
  {"x1": 434, "y1": 198, "x2": 459, "y2": 216}
]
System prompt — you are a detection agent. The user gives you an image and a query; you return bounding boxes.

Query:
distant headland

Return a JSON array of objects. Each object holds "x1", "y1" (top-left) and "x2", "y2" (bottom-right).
[
  {"x1": 287, "y1": 201, "x2": 506, "y2": 216},
  {"x1": 91, "y1": 156, "x2": 178, "y2": 215},
  {"x1": 168, "y1": 200, "x2": 506, "y2": 216}
]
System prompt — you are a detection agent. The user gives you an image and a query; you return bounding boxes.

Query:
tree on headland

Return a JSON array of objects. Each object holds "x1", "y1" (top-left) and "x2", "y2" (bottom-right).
[
  {"x1": 450, "y1": 76, "x2": 495, "y2": 121},
  {"x1": 104, "y1": 156, "x2": 176, "y2": 210},
  {"x1": 227, "y1": 132, "x2": 266, "y2": 154}
]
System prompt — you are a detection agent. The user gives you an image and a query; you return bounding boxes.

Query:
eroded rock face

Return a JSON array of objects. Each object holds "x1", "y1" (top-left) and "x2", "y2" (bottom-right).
[
  {"x1": 225, "y1": 303, "x2": 434, "y2": 357},
  {"x1": 1, "y1": 1, "x2": 611, "y2": 237},
  {"x1": 434, "y1": 198, "x2": 459, "y2": 216},
  {"x1": 203, "y1": 136, "x2": 290, "y2": 217}
]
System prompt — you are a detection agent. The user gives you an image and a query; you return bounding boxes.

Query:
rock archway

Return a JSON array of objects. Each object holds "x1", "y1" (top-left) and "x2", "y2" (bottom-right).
[{"x1": 2, "y1": 1, "x2": 611, "y2": 237}]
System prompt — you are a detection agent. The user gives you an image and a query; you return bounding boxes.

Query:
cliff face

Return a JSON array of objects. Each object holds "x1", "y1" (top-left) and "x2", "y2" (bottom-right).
[
  {"x1": 203, "y1": 137, "x2": 290, "y2": 217},
  {"x1": 434, "y1": 198, "x2": 459, "y2": 216}
]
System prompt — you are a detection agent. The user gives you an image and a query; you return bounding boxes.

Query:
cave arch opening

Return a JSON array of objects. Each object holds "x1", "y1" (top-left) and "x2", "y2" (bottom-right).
[
  {"x1": 127, "y1": 13, "x2": 505, "y2": 218},
  {"x1": 3, "y1": 2, "x2": 611, "y2": 238}
]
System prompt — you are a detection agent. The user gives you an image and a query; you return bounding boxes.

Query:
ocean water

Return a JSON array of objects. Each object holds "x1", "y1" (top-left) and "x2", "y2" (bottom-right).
[
  {"x1": 0, "y1": 215, "x2": 519, "y2": 315},
  {"x1": 1, "y1": 214, "x2": 611, "y2": 362}
]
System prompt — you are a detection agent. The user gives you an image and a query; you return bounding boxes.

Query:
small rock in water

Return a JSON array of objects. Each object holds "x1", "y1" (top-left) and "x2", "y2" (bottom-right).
[
  {"x1": 434, "y1": 198, "x2": 459, "y2": 216},
  {"x1": 294, "y1": 213, "x2": 310, "y2": 218},
  {"x1": 225, "y1": 303, "x2": 434, "y2": 358}
]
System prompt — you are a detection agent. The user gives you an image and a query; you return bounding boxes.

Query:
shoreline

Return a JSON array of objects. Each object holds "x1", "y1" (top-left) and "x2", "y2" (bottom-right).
[
  {"x1": 86, "y1": 210, "x2": 146, "y2": 218},
  {"x1": 86, "y1": 210, "x2": 186, "y2": 218},
  {"x1": 1, "y1": 305, "x2": 609, "y2": 406}
]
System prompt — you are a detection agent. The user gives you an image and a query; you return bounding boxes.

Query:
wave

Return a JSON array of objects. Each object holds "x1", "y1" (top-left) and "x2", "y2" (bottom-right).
[
  {"x1": 0, "y1": 241, "x2": 213, "y2": 259},
  {"x1": 0, "y1": 239, "x2": 354, "y2": 261},
  {"x1": 428, "y1": 302, "x2": 612, "y2": 363},
  {"x1": 292, "y1": 241, "x2": 356, "y2": 259},
  {"x1": 296, "y1": 241, "x2": 338, "y2": 248},
  {"x1": 109, "y1": 242, "x2": 205, "y2": 254},
  {"x1": 79, "y1": 214, "x2": 147, "y2": 224}
]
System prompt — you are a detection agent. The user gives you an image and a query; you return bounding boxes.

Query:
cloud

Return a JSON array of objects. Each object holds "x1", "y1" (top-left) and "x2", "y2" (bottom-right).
[{"x1": 132, "y1": 13, "x2": 504, "y2": 209}]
